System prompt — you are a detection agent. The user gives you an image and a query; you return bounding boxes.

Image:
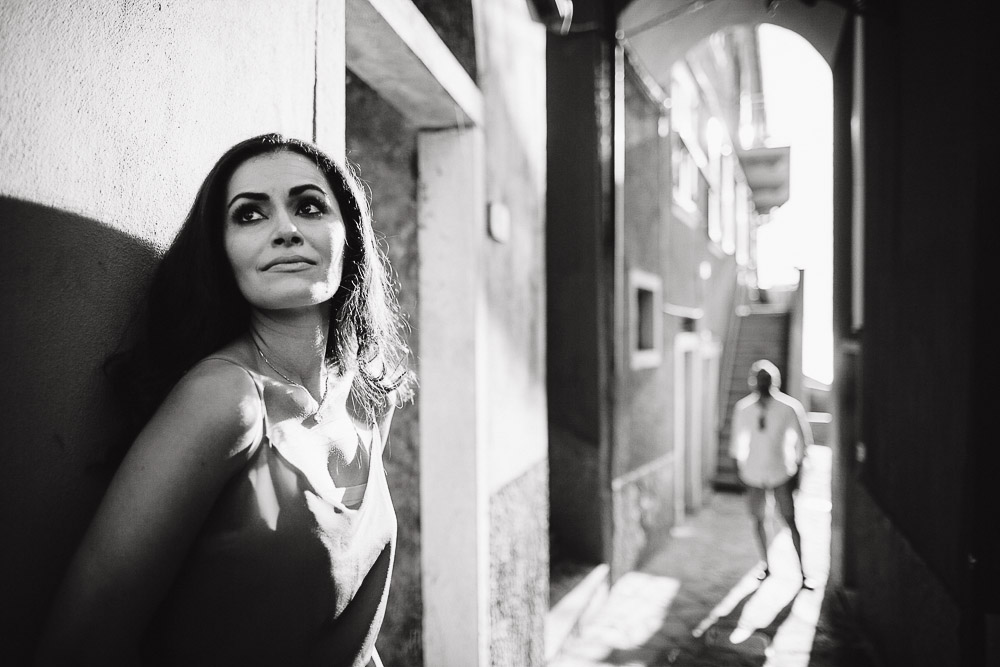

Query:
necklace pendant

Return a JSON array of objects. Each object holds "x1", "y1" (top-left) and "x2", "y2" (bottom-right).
[{"x1": 313, "y1": 409, "x2": 325, "y2": 424}]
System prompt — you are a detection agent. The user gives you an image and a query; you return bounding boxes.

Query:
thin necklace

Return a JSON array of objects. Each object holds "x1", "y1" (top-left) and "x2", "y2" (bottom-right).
[{"x1": 252, "y1": 338, "x2": 329, "y2": 421}]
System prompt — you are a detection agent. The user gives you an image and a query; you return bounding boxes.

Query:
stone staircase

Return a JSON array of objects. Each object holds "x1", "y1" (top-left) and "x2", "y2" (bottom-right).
[{"x1": 714, "y1": 310, "x2": 790, "y2": 489}]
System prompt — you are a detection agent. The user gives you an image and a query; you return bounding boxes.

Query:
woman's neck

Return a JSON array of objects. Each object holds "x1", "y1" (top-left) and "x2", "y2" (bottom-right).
[{"x1": 249, "y1": 306, "x2": 331, "y2": 396}]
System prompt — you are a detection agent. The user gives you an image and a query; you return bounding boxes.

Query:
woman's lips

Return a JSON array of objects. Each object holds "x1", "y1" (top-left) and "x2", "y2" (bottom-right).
[
  {"x1": 266, "y1": 260, "x2": 315, "y2": 272},
  {"x1": 263, "y1": 256, "x2": 316, "y2": 271}
]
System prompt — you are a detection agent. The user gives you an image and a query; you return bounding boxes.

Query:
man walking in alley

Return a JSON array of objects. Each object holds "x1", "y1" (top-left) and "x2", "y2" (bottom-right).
[{"x1": 729, "y1": 359, "x2": 815, "y2": 589}]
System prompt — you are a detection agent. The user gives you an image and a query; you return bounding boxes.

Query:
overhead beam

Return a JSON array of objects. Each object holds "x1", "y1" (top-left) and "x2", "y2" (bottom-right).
[{"x1": 345, "y1": 0, "x2": 483, "y2": 128}]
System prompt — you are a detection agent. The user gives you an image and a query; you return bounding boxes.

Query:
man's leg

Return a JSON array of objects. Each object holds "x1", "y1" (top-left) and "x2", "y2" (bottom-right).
[
  {"x1": 774, "y1": 480, "x2": 811, "y2": 588},
  {"x1": 746, "y1": 486, "x2": 769, "y2": 578}
]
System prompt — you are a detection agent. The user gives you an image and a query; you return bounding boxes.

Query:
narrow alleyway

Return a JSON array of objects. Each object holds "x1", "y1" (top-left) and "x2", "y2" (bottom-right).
[{"x1": 550, "y1": 445, "x2": 879, "y2": 667}]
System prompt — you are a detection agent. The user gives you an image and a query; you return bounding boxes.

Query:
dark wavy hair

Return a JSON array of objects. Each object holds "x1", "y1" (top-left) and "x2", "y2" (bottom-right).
[{"x1": 108, "y1": 133, "x2": 412, "y2": 436}]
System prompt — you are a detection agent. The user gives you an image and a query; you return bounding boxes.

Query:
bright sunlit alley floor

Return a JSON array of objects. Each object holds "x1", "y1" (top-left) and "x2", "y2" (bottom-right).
[{"x1": 549, "y1": 445, "x2": 879, "y2": 667}]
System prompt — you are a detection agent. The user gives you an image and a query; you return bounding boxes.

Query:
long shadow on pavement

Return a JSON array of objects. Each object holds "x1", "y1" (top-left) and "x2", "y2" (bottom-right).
[{"x1": 549, "y1": 447, "x2": 880, "y2": 667}]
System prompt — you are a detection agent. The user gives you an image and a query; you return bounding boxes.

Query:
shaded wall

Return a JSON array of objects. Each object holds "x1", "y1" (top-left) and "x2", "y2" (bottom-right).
[
  {"x1": 842, "y1": 4, "x2": 989, "y2": 664},
  {"x1": 547, "y1": 29, "x2": 612, "y2": 564},
  {"x1": 0, "y1": 1, "x2": 326, "y2": 662},
  {"x1": 970, "y1": 2, "x2": 1000, "y2": 661}
]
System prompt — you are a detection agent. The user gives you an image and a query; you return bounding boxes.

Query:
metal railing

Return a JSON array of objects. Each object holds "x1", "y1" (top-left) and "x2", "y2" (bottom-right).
[{"x1": 717, "y1": 272, "x2": 750, "y2": 435}]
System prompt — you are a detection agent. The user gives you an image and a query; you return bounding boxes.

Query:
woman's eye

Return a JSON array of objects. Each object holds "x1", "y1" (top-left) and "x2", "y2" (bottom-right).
[
  {"x1": 298, "y1": 200, "x2": 327, "y2": 217},
  {"x1": 232, "y1": 205, "x2": 265, "y2": 224}
]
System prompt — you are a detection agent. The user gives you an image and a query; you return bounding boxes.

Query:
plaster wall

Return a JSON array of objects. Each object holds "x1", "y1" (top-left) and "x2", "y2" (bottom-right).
[
  {"x1": 0, "y1": 1, "x2": 320, "y2": 246},
  {"x1": 612, "y1": 71, "x2": 676, "y2": 574},
  {"x1": 477, "y1": 0, "x2": 548, "y2": 495},
  {"x1": 619, "y1": 66, "x2": 738, "y2": 476},
  {"x1": 476, "y1": 0, "x2": 549, "y2": 659},
  {"x1": 613, "y1": 60, "x2": 738, "y2": 575},
  {"x1": 620, "y1": 69, "x2": 671, "y2": 477},
  {"x1": 0, "y1": 1, "x2": 338, "y2": 662}
]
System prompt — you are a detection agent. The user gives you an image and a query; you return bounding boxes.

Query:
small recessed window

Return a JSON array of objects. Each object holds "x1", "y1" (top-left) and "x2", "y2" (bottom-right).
[
  {"x1": 636, "y1": 287, "x2": 655, "y2": 351},
  {"x1": 630, "y1": 269, "x2": 663, "y2": 369}
]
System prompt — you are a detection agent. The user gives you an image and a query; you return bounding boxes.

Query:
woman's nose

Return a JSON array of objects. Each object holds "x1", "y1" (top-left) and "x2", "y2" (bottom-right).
[{"x1": 271, "y1": 211, "x2": 303, "y2": 246}]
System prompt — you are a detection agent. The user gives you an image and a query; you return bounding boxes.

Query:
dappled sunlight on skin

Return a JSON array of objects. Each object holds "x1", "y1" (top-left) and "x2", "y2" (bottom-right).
[
  {"x1": 310, "y1": 282, "x2": 336, "y2": 302},
  {"x1": 247, "y1": 450, "x2": 282, "y2": 530}
]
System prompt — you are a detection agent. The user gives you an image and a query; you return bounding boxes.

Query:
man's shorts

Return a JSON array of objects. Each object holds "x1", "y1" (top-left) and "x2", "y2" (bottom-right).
[{"x1": 744, "y1": 476, "x2": 797, "y2": 521}]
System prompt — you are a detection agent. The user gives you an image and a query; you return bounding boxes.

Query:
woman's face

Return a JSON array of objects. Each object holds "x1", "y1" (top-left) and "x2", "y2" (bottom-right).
[{"x1": 224, "y1": 151, "x2": 347, "y2": 312}]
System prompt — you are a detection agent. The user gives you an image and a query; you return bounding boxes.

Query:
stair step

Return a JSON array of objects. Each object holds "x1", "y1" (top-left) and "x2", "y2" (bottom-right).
[{"x1": 712, "y1": 470, "x2": 743, "y2": 491}]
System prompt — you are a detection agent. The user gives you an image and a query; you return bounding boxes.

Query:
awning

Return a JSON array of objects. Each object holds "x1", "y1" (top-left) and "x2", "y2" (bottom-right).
[{"x1": 739, "y1": 145, "x2": 790, "y2": 215}]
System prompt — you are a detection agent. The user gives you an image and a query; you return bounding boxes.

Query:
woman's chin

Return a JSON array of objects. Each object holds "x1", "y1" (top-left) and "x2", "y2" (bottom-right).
[
  {"x1": 248, "y1": 293, "x2": 335, "y2": 313},
  {"x1": 242, "y1": 279, "x2": 338, "y2": 312}
]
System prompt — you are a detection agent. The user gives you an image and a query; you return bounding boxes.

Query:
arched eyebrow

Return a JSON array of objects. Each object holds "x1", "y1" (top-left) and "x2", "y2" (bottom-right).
[
  {"x1": 228, "y1": 191, "x2": 267, "y2": 209},
  {"x1": 227, "y1": 183, "x2": 328, "y2": 209},
  {"x1": 288, "y1": 184, "x2": 328, "y2": 198}
]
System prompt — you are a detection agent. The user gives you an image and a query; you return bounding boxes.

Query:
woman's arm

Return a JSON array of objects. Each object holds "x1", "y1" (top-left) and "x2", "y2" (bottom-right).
[{"x1": 36, "y1": 361, "x2": 262, "y2": 665}]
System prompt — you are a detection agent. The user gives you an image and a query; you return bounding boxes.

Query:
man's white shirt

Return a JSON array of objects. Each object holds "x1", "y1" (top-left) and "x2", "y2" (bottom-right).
[{"x1": 729, "y1": 390, "x2": 813, "y2": 488}]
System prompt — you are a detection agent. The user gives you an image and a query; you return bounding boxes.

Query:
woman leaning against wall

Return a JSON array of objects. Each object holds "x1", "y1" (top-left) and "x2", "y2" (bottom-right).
[{"x1": 36, "y1": 134, "x2": 412, "y2": 666}]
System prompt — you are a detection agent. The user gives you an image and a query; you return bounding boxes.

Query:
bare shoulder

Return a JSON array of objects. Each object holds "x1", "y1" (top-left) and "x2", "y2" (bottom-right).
[
  {"x1": 145, "y1": 357, "x2": 263, "y2": 463},
  {"x1": 734, "y1": 394, "x2": 758, "y2": 411},
  {"x1": 34, "y1": 357, "x2": 264, "y2": 661}
]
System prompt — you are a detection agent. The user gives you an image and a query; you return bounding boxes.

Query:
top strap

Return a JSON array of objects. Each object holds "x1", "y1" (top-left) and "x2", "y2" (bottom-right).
[{"x1": 199, "y1": 356, "x2": 270, "y2": 442}]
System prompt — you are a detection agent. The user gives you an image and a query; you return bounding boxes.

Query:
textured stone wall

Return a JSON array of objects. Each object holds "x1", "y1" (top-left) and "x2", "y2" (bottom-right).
[
  {"x1": 411, "y1": 0, "x2": 477, "y2": 81},
  {"x1": 490, "y1": 461, "x2": 549, "y2": 667},
  {"x1": 611, "y1": 462, "x2": 676, "y2": 578},
  {"x1": 344, "y1": 73, "x2": 423, "y2": 667}
]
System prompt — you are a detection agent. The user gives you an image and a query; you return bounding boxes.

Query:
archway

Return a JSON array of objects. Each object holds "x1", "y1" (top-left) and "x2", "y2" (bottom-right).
[{"x1": 617, "y1": 0, "x2": 849, "y2": 590}]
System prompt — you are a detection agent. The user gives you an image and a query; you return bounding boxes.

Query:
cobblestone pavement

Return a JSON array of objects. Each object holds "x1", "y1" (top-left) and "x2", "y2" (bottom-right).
[{"x1": 549, "y1": 446, "x2": 879, "y2": 667}]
